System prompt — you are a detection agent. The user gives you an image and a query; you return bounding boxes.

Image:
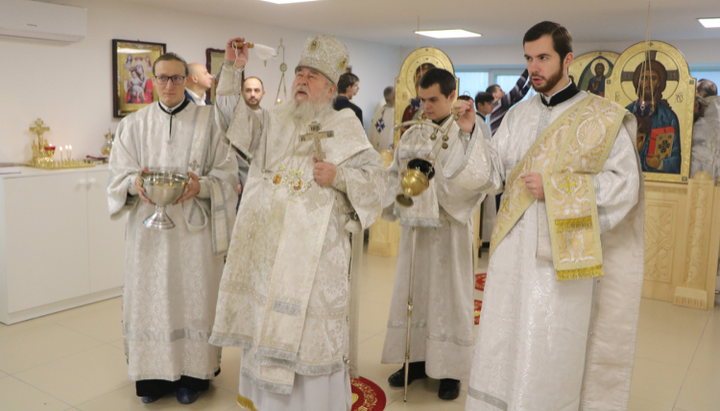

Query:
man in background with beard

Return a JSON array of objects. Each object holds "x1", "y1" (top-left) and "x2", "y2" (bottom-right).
[
  {"x1": 460, "y1": 21, "x2": 644, "y2": 410},
  {"x1": 210, "y1": 35, "x2": 387, "y2": 411}
]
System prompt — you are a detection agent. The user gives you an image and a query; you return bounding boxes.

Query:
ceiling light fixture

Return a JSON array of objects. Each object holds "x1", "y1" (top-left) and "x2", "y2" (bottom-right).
[
  {"x1": 698, "y1": 18, "x2": 720, "y2": 28},
  {"x1": 415, "y1": 29, "x2": 481, "y2": 39},
  {"x1": 262, "y1": 0, "x2": 319, "y2": 4}
]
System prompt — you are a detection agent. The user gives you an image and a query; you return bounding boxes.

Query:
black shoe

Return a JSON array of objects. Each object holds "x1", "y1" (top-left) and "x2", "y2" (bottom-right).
[
  {"x1": 387, "y1": 361, "x2": 428, "y2": 387},
  {"x1": 438, "y1": 378, "x2": 460, "y2": 400},
  {"x1": 176, "y1": 387, "x2": 201, "y2": 404},
  {"x1": 140, "y1": 394, "x2": 162, "y2": 404}
]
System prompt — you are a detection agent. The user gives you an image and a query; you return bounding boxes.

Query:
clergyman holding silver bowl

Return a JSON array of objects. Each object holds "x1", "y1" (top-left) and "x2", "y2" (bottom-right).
[
  {"x1": 106, "y1": 51, "x2": 238, "y2": 405},
  {"x1": 137, "y1": 168, "x2": 189, "y2": 229}
]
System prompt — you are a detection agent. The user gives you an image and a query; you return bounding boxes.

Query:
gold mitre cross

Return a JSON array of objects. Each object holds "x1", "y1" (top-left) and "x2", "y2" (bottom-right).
[
  {"x1": 29, "y1": 118, "x2": 50, "y2": 140},
  {"x1": 299, "y1": 121, "x2": 334, "y2": 162}
]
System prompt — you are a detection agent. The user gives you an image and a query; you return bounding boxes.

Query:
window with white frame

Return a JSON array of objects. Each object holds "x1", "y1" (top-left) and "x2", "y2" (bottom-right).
[{"x1": 690, "y1": 69, "x2": 720, "y2": 94}]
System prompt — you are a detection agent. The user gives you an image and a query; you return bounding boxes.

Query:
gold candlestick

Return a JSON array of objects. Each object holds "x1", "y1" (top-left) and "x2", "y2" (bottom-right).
[{"x1": 26, "y1": 119, "x2": 94, "y2": 170}]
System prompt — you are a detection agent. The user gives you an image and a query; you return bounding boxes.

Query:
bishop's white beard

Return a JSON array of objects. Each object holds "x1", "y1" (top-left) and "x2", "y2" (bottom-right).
[{"x1": 275, "y1": 91, "x2": 336, "y2": 126}]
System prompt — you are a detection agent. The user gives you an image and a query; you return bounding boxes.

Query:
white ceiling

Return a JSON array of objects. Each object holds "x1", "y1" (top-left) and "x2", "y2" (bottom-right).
[{"x1": 130, "y1": 0, "x2": 720, "y2": 47}]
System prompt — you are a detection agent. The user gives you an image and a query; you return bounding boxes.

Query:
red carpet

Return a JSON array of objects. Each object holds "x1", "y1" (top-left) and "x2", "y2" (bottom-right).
[
  {"x1": 351, "y1": 376, "x2": 386, "y2": 411},
  {"x1": 474, "y1": 299, "x2": 483, "y2": 325},
  {"x1": 475, "y1": 273, "x2": 486, "y2": 291},
  {"x1": 475, "y1": 273, "x2": 486, "y2": 325}
]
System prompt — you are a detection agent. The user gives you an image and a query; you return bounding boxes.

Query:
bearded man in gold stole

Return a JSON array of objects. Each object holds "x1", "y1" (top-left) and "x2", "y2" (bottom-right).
[
  {"x1": 455, "y1": 22, "x2": 645, "y2": 411},
  {"x1": 210, "y1": 35, "x2": 387, "y2": 411}
]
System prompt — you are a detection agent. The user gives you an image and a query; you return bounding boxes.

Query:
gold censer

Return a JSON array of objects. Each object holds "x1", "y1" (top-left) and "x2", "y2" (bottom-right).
[{"x1": 394, "y1": 110, "x2": 458, "y2": 207}]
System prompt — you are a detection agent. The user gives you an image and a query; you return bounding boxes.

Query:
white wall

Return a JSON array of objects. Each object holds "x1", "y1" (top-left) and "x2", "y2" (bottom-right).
[
  {"x1": 0, "y1": 0, "x2": 403, "y2": 163},
  {"x1": 402, "y1": 39, "x2": 720, "y2": 69}
]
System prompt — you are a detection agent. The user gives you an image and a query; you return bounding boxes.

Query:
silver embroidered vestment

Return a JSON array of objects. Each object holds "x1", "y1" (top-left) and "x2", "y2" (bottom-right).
[
  {"x1": 210, "y1": 63, "x2": 387, "y2": 405},
  {"x1": 691, "y1": 96, "x2": 720, "y2": 180},
  {"x1": 464, "y1": 92, "x2": 645, "y2": 411},
  {"x1": 107, "y1": 103, "x2": 238, "y2": 382},
  {"x1": 380, "y1": 118, "x2": 490, "y2": 381}
]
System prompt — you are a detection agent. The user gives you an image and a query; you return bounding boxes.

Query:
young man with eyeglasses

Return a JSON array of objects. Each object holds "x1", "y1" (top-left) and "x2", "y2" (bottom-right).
[{"x1": 107, "y1": 52, "x2": 238, "y2": 405}]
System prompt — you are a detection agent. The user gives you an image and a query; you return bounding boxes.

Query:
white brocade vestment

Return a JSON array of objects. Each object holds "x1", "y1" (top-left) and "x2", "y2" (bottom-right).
[
  {"x1": 690, "y1": 96, "x2": 720, "y2": 180},
  {"x1": 477, "y1": 115, "x2": 497, "y2": 241},
  {"x1": 380, "y1": 117, "x2": 489, "y2": 381},
  {"x1": 210, "y1": 62, "x2": 387, "y2": 410},
  {"x1": 465, "y1": 91, "x2": 645, "y2": 411},
  {"x1": 368, "y1": 105, "x2": 395, "y2": 152},
  {"x1": 107, "y1": 102, "x2": 238, "y2": 382}
]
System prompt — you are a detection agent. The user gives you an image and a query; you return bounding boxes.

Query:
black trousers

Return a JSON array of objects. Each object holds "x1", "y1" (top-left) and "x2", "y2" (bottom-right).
[{"x1": 135, "y1": 369, "x2": 220, "y2": 397}]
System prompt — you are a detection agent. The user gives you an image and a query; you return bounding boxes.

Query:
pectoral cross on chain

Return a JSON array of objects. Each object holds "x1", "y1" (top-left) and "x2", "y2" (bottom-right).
[{"x1": 299, "y1": 121, "x2": 334, "y2": 162}]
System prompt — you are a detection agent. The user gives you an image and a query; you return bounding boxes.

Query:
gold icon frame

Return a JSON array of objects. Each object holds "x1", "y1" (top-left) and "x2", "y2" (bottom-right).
[
  {"x1": 606, "y1": 41, "x2": 695, "y2": 183},
  {"x1": 394, "y1": 48, "x2": 455, "y2": 148},
  {"x1": 569, "y1": 51, "x2": 620, "y2": 98}
]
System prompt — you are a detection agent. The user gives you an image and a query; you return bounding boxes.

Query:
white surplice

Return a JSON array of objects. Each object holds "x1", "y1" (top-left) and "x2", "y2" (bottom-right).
[
  {"x1": 380, "y1": 117, "x2": 488, "y2": 381},
  {"x1": 692, "y1": 97, "x2": 720, "y2": 276},
  {"x1": 464, "y1": 91, "x2": 645, "y2": 411},
  {"x1": 476, "y1": 114, "x2": 496, "y2": 242},
  {"x1": 691, "y1": 96, "x2": 720, "y2": 180},
  {"x1": 107, "y1": 102, "x2": 238, "y2": 382},
  {"x1": 368, "y1": 104, "x2": 395, "y2": 152},
  {"x1": 210, "y1": 62, "x2": 387, "y2": 411}
]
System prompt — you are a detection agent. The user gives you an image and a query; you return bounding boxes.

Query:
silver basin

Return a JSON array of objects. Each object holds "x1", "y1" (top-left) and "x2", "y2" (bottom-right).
[{"x1": 140, "y1": 170, "x2": 188, "y2": 229}]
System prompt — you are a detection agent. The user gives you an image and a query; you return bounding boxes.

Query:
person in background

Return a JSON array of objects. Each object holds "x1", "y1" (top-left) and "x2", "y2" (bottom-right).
[
  {"x1": 334, "y1": 72, "x2": 363, "y2": 124},
  {"x1": 184, "y1": 63, "x2": 214, "y2": 105},
  {"x1": 488, "y1": 70, "x2": 531, "y2": 135},
  {"x1": 697, "y1": 78, "x2": 718, "y2": 99},
  {"x1": 235, "y1": 76, "x2": 268, "y2": 207},
  {"x1": 368, "y1": 86, "x2": 395, "y2": 152}
]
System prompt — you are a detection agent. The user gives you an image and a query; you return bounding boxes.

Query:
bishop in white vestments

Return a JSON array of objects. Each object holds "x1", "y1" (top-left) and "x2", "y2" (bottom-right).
[
  {"x1": 107, "y1": 53, "x2": 238, "y2": 404},
  {"x1": 460, "y1": 22, "x2": 645, "y2": 411},
  {"x1": 210, "y1": 35, "x2": 387, "y2": 411},
  {"x1": 381, "y1": 68, "x2": 487, "y2": 400}
]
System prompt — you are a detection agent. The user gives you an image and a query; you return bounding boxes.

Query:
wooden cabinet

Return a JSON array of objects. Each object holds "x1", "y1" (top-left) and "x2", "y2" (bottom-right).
[
  {"x1": 86, "y1": 170, "x2": 126, "y2": 293},
  {"x1": 643, "y1": 173, "x2": 720, "y2": 310},
  {"x1": 0, "y1": 166, "x2": 125, "y2": 324}
]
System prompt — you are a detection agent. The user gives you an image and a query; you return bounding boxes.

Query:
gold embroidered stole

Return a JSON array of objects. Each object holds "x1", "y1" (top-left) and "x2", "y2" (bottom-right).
[{"x1": 489, "y1": 94, "x2": 626, "y2": 281}]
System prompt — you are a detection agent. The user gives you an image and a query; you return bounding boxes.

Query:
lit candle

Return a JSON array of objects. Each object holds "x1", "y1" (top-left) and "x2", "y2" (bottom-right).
[
  {"x1": 59, "y1": 147, "x2": 63, "y2": 162},
  {"x1": 68, "y1": 145, "x2": 72, "y2": 163}
]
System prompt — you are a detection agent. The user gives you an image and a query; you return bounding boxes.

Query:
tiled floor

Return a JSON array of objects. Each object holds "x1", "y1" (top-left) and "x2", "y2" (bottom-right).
[{"x1": 0, "y1": 249, "x2": 719, "y2": 411}]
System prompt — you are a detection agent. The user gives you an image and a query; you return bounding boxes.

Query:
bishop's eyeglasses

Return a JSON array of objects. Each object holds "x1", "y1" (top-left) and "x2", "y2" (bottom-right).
[{"x1": 156, "y1": 75, "x2": 186, "y2": 85}]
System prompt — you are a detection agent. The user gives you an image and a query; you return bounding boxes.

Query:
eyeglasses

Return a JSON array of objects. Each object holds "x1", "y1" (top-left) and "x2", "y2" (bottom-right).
[{"x1": 156, "y1": 75, "x2": 186, "y2": 85}]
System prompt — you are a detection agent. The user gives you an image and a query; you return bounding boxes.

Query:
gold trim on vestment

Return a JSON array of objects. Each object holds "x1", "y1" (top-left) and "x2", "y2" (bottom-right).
[
  {"x1": 543, "y1": 173, "x2": 604, "y2": 281},
  {"x1": 555, "y1": 216, "x2": 593, "y2": 231},
  {"x1": 489, "y1": 94, "x2": 627, "y2": 281},
  {"x1": 556, "y1": 265, "x2": 605, "y2": 281}
]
